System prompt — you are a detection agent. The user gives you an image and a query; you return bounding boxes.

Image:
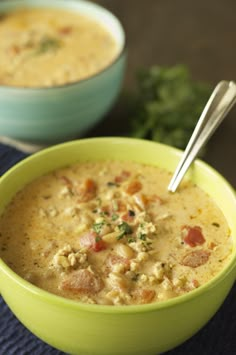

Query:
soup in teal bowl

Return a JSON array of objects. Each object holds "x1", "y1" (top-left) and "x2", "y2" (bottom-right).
[{"x1": 0, "y1": 0, "x2": 126, "y2": 144}]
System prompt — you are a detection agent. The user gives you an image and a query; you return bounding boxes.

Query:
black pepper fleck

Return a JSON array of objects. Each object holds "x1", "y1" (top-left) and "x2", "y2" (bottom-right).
[{"x1": 212, "y1": 222, "x2": 220, "y2": 228}]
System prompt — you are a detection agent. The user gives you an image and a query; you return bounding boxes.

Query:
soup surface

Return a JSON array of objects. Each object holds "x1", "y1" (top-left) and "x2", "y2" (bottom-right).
[
  {"x1": 0, "y1": 161, "x2": 232, "y2": 305},
  {"x1": 0, "y1": 7, "x2": 119, "y2": 87}
]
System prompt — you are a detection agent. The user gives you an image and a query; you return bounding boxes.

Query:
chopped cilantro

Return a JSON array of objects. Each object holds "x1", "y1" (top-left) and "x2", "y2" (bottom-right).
[
  {"x1": 35, "y1": 36, "x2": 61, "y2": 55},
  {"x1": 111, "y1": 213, "x2": 119, "y2": 221},
  {"x1": 100, "y1": 211, "x2": 109, "y2": 217},
  {"x1": 92, "y1": 221, "x2": 105, "y2": 234},
  {"x1": 118, "y1": 222, "x2": 132, "y2": 234},
  {"x1": 117, "y1": 234, "x2": 125, "y2": 241},
  {"x1": 107, "y1": 181, "x2": 119, "y2": 187},
  {"x1": 128, "y1": 65, "x2": 212, "y2": 152},
  {"x1": 117, "y1": 222, "x2": 133, "y2": 240},
  {"x1": 138, "y1": 233, "x2": 147, "y2": 241}
]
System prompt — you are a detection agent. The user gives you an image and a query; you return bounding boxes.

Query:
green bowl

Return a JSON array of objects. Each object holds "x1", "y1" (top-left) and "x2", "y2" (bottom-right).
[
  {"x1": 0, "y1": 0, "x2": 126, "y2": 144},
  {"x1": 0, "y1": 137, "x2": 235, "y2": 355}
]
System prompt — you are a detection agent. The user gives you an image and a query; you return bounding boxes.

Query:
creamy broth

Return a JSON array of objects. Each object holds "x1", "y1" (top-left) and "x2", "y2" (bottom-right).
[
  {"x1": 0, "y1": 8, "x2": 119, "y2": 87},
  {"x1": 0, "y1": 161, "x2": 232, "y2": 305}
]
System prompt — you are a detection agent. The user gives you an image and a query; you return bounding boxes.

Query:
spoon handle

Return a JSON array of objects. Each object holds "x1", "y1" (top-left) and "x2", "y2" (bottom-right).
[{"x1": 168, "y1": 80, "x2": 236, "y2": 193}]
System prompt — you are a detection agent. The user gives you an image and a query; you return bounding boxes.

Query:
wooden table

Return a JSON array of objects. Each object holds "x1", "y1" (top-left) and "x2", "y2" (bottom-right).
[{"x1": 90, "y1": 0, "x2": 236, "y2": 188}]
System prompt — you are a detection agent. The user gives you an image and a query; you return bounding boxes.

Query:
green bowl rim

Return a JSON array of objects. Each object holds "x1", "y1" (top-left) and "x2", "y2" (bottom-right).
[
  {"x1": 0, "y1": 0, "x2": 126, "y2": 92},
  {"x1": 0, "y1": 137, "x2": 235, "y2": 314}
]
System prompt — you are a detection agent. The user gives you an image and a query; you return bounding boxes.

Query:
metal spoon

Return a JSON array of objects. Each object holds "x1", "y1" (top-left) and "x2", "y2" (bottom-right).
[{"x1": 168, "y1": 80, "x2": 236, "y2": 193}]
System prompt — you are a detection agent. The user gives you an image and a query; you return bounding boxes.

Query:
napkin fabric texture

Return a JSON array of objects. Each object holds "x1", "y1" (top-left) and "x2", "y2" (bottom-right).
[{"x1": 0, "y1": 143, "x2": 235, "y2": 355}]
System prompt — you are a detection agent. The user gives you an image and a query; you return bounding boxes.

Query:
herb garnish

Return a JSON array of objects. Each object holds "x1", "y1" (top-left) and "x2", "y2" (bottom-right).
[
  {"x1": 111, "y1": 213, "x2": 119, "y2": 221},
  {"x1": 117, "y1": 222, "x2": 133, "y2": 240},
  {"x1": 92, "y1": 221, "x2": 105, "y2": 234},
  {"x1": 128, "y1": 237, "x2": 135, "y2": 243},
  {"x1": 129, "y1": 65, "x2": 212, "y2": 151},
  {"x1": 35, "y1": 36, "x2": 61, "y2": 55},
  {"x1": 107, "y1": 181, "x2": 119, "y2": 187},
  {"x1": 100, "y1": 211, "x2": 109, "y2": 217},
  {"x1": 138, "y1": 233, "x2": 147, "y2": 241}
]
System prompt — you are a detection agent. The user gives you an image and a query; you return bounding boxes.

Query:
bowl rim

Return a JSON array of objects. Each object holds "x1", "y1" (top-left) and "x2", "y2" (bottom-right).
[
  {"x1": 0, "y1": 0, "x2": 126, "y2": 92},
  {"x1": 0, "y1": 137, "x2": 236, "y2": 314}
]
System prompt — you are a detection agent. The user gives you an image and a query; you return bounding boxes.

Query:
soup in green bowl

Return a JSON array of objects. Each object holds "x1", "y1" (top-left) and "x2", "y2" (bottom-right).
[{"x1": 0, "y1": 137, "x2": 235, "y2": 354}]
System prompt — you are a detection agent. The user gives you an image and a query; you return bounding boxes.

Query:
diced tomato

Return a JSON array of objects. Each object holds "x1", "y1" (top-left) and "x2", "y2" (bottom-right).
[
  {"x1": 58, "y1": 26, "x2": 72, "y2": 35},
  {"x1": 77, "y1": 178, "x2": 97, "y2": 202},
  {"x1": 92, "y1": 237, "x2": 106, "y2": 252},
  {"x1": 111, "y1": 200, "x2": 127, "y2": 213},
  {"x1": 192, "y1": 279, "x2": 200, "y2": 288},
  {"x1": 84, "y1": 178, "x2": 96, "y2": 194},
  {"x1": 182, "y1": 225, "x2": 205, "y2": 247},
  {"x1": 125, "y1": 180, "x2": 142, "y2": 195},
  {"x1": 115, "y1": 170, "x2": 131, "y2": 183},
  {"x1": 79, "y1": 231, "x2": 106, "y2": 252}
]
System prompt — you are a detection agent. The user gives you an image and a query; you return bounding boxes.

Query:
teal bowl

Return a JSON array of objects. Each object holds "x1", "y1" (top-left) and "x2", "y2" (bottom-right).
[{"x1": 0, "y1": 0, "x2": 126, "y2": 144}]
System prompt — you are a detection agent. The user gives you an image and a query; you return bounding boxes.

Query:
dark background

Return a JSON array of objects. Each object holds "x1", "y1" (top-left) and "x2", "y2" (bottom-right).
[{"x1": 89, "y1": 0, "x2": 236, "y2": 188}]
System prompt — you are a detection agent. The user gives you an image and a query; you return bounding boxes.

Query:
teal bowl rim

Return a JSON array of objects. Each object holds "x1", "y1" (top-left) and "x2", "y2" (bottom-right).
[
  {"x1": 0, "y1": 137, "x2": 236, "y2": 314},
  {"x1": 0, "y1": 0, "x2": 126, "y2": 92}
]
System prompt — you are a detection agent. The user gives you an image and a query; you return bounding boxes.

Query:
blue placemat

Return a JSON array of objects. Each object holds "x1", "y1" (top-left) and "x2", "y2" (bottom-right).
[{"x1": 0, "y1": 143, "x2": 235, "y2": 355}]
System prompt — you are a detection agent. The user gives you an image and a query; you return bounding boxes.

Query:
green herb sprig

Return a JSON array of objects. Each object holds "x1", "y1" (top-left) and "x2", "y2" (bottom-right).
[
  {"x1": 129, "y1": 65, "x2": 212, "y2": 152},
  {"x1": 92, "y1": 221, "x2": 105, "y2": 234}
]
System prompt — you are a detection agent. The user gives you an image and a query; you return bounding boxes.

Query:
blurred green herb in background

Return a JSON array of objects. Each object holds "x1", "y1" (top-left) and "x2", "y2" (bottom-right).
[
  {"x1": 35, "y1": 36, "x2": 61, "y2": 55},
  {"x1": 129, "y1": 65, "x2": 212, "y2": 151}
]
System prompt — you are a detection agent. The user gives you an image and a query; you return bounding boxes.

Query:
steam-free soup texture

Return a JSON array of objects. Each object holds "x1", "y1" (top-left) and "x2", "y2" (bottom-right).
[
  {"x1": 0, "y1": 8, "x2": 119, "y2": 87},
  {"x1": 0, "y1": 161, "x2": 232, "y2": 305}
]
